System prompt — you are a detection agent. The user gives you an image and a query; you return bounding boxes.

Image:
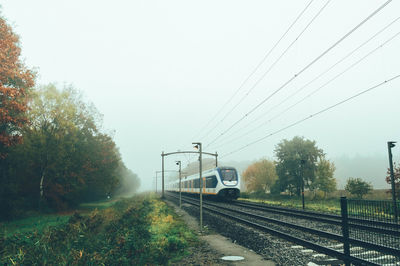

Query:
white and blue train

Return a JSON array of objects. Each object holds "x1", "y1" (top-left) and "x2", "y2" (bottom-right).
[{"x1": 166, "y1": 166, "x2": 240, "y2": 199}]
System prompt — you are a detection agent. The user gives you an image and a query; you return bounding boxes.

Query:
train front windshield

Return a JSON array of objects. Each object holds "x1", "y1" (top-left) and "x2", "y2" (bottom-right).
[{"x1": 220, "y1": 169, "x2": 238, "y2": 182}]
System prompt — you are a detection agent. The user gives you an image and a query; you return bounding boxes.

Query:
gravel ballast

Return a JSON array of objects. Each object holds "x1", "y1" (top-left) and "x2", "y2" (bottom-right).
[{"x1": 167, "y1": 195, "x2": 323, "y2": 266}]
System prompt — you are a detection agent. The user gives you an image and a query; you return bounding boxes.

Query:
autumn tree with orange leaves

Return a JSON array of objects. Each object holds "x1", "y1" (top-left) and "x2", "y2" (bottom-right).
[
  {"x1": 0, "y1": 15, "x2": 140, "y2": 220},
  {"x1": 0, "y1": 16, "x2": 34, "y2": 157},
  {"x1": 243, "y1": 159, "x2": 278, "y2": 193}
]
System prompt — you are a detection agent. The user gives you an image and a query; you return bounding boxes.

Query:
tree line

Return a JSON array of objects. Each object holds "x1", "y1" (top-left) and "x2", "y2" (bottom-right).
[
  {"x1": 0, "y1": 15, "x2": 139, "y2": 220},
  {"x1": 243, "y1": 136, "x2": 378, "y2": 199}
]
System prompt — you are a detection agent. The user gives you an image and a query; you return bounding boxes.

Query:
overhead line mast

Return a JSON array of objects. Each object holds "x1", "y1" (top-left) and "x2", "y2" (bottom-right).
[{"x1": 205, "y1": 0, "x2": 393, "y2": 149}]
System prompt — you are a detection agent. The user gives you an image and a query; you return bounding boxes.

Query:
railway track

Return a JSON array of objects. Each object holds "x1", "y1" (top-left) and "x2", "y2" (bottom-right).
[
  {"x1": 166, "y1": 192, "x2": 400, "y2": 265},
  {"x1": 232, "y1": 200, "x2": 400, "y2": 234}
]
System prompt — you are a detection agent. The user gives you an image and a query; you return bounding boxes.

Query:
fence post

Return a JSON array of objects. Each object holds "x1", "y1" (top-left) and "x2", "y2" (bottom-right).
[{"x1": 340, "y1": 197, "x2": 350, "y2": 265}]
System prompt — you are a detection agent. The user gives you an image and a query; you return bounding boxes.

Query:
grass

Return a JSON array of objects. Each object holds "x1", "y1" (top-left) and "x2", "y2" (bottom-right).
[
  {"x1": 238, "y1": 189, "x2": 396, "y2": 215},
  {"x1": 0, "y1": 193, "x2": 197, "y2": 265},
  {"x1": 78, "y1": 198, "x2": 119, "y2": 210},
  {"x1": 1, "y1": 214, "x2": 71, "y2": 237},
  {"x1": 239, "y1": 196, "x2": 341, "y2": 214},
  {"x1": 0, "y1": 198, "x2": 117, "y2": 237}
]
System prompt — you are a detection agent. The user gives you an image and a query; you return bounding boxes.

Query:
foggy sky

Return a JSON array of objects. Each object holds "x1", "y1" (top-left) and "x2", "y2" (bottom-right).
[{"x1": 2, "y1": 0, "x2": 400, "y2": 191}]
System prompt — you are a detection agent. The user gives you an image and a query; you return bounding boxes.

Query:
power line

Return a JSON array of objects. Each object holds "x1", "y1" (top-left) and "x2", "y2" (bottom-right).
[
  {"x1": 200, "y1": 0, "x2": 330, "y2": 142},
  {"x1": 194, "y1": 0, "x2": 315, "y2": 141},
  {"x1": 210, "y1": 18, "x2": 400, "y2": 149},
  {"x1": 225, "y1": 15, "x2": 400, "y2": 142},
  {"x1": 205, "y1": 0, "x2": 392, "y2": 148},
  {"x1": 266, "y1": 30, "x2": 400, "y2": 123},
  {"x1": 221, "y1": 74, "x2": 400, "y2": 158}
]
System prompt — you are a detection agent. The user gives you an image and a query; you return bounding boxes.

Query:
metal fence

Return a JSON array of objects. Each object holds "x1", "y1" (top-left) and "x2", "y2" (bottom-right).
[{"x1": 341, "y1": 197, "x2": 400, "y2": 265}]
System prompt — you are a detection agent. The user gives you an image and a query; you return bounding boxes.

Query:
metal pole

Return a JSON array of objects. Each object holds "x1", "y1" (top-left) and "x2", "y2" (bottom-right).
[
  {"x1": 177, "y1": 161, "x2": 182, "y2": 208},
  {"x1": 340, "y1": 197, "x2": 350, "y2": 266},
  {"x1": 155, "y1": 173, "x2": 157, "y2": 193},
  {"x1": 193, "y1": 142, "x2": 203, "y2": 232},
  {"x1": 301, "y1": 159, "x2": 306, "y2": 210},
  {"x1": 162, "y1": 151, "x2": 165, "y2": 199},
  {"x1": 215, "y1": 152, "x2": 218, "y2": 167},
  {"x1": 199, "y1": 143, "x2": 203, "y2": 231},
  {"x1": 388, "y1": 141, "x2": 398, "y2": 223},
  {"x1": 302, "y1": 181, "x2": 305, "y2": 210}
]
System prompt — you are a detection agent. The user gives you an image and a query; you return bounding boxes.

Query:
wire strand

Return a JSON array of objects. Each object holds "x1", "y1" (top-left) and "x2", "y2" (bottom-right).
[
  {"x1": 205, "y1": 0, "x2": 393, "y2": 149},
  {"x1": 201, "y1": 0, "x2": 330, "y2": 142},
  {"x1": 221, "y1": 74, "x2": 400, "y2": 158},
  {"x1": 221, "y1": 15, "x2": 400, "y2": 143},
  {"x1": 195, "y1": 0, "x2": 315, "y2": 141},
  {"x1": 211, "y1": 23, "x2": 400, "y2": 150}
]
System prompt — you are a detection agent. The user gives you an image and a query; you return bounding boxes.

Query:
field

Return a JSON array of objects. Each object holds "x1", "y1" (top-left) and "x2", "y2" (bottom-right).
[
  {"x1": 239, "y1": 189, "x2": 394, "y2": 214},
  {"x1": 0, "y1": 194, "x2": 197, "y2": 265}
]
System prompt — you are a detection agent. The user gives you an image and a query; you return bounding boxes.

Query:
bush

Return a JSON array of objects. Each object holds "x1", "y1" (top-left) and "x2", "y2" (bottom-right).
[
  {"x1": 345, "y1": 178, "x2": 373, "y2": 199},
  {"x1": 0, "y1": 195, "x2": 196, "y2": 265}
]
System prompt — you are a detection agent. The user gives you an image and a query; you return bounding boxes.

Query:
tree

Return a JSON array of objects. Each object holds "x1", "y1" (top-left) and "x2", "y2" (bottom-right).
[
  {"x1": 27, "y1": 84, "x2": 86, "y2": 206},
  {"x1": 345, "y1": 177, "x2": 372, "y2": 199},
  {"x1": 5, "y1": 84, "x2": 125, "y2": 211},
  {"x1": 0, "y1": 15, "x2": 34, "y2": 218},
  {"x1": 386, "y1": 162, "x2": 400, "y2": 199},
  {"x1": 0, "y1": 16, "x2": 34, "y2": 157},
  {"x1": 0, "y1": 83, "x2": 141, "y2": 218},
  {"x1": 243, "y1": 159, "x2": 277, "y2": 193},
  {"x1": 115, "y1": 163, "x2": 141, "y2": 197},
  {"x1": 274, "y1": 136, "x2": 324, "y2": 196},
  {"x1": 313, "y1": 159, "x2": 336, "y2": 197}
]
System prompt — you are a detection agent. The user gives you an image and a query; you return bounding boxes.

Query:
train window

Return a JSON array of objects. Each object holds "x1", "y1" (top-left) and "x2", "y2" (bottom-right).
[
  {"x1": 194, "y1": 179, "x2": 199, "y2": 188},
  {"x1": 220, "y1": 169, "x2": 238, "y2": 181},
  {"x1": 206, "y1": 176, "x2": 218, "y2": 188}
]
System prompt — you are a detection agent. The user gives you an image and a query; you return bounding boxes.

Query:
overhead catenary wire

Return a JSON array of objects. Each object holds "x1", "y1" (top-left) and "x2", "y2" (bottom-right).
[
  {"x1": 265, "y1": 30, "x2": 400, "y2": 124},
  {"x1": 205, "y1": 0, "x2": 393, "y2": 149},
  {"x1": 214, "y1": 15, "x2": 400, "y2": 146},
  {"x1": 193, "y1": 0, "x2": 315, "y2": 141},
  {"x1": 220, "y1": 74, "x2": 400, "y2": 158},
  {"x1": 210, "y1": 20, "x2": 400, "y2": 150},
  {"x1": 199, "y1": 0, "x2": 328, "y2": 141}
]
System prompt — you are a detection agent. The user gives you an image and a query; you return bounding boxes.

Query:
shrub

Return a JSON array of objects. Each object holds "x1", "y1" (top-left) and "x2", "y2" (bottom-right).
[
  {"x1": 0, "y1": 195, "x2": 195, "y2": 265},
  {"x1": 345, "y1": 178, "x2": 373, "y2": 199}
]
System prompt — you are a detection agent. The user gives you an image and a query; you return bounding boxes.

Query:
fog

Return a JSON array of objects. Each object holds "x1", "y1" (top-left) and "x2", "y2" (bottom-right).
[{"x1": 2, "y1": 0, "x2": 399, "y2": 192}]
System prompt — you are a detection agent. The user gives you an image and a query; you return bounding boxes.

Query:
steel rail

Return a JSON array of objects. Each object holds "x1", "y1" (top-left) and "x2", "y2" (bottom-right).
[
  {"x1": 233, "y1": 201, "x2": 400, "y2": 236},
  {"x1": 167, "y1": 193, "x2": 379, "y2": 265},
  {"x1": 235, "y1": 200, "x2": 400, "y2": 230},
  {"x1": 168, "y1": 193, "x2": 400, "y2": 258}
]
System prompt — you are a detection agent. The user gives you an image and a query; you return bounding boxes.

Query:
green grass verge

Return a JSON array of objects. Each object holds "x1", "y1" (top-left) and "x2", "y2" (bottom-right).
[
  {"x1": 238, "y1": 197, "x2": 341, "y2": 214},
  {"x1": 0, "y1": 194, "x2": 197, "y2": 265},
  {"x1": 0, "y1": 198, "x2": 116, "y2": 237},
  {"x1": 1, "y1": 214, "x2": 71, "y2": 238},
  {"x1": 78, "y1": 198, "x2": 119, "y2": 210}
]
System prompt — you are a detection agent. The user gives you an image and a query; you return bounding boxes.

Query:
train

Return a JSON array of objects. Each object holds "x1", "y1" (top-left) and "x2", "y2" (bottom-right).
[{"x1": 166, "y1": 166, "x2": 240, "y2": 199}]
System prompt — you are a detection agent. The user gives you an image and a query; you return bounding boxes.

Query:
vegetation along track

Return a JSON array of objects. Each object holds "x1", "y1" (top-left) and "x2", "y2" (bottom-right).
[{"x1": 166, "y1": 192, "x2": 400, "y2": 265}]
